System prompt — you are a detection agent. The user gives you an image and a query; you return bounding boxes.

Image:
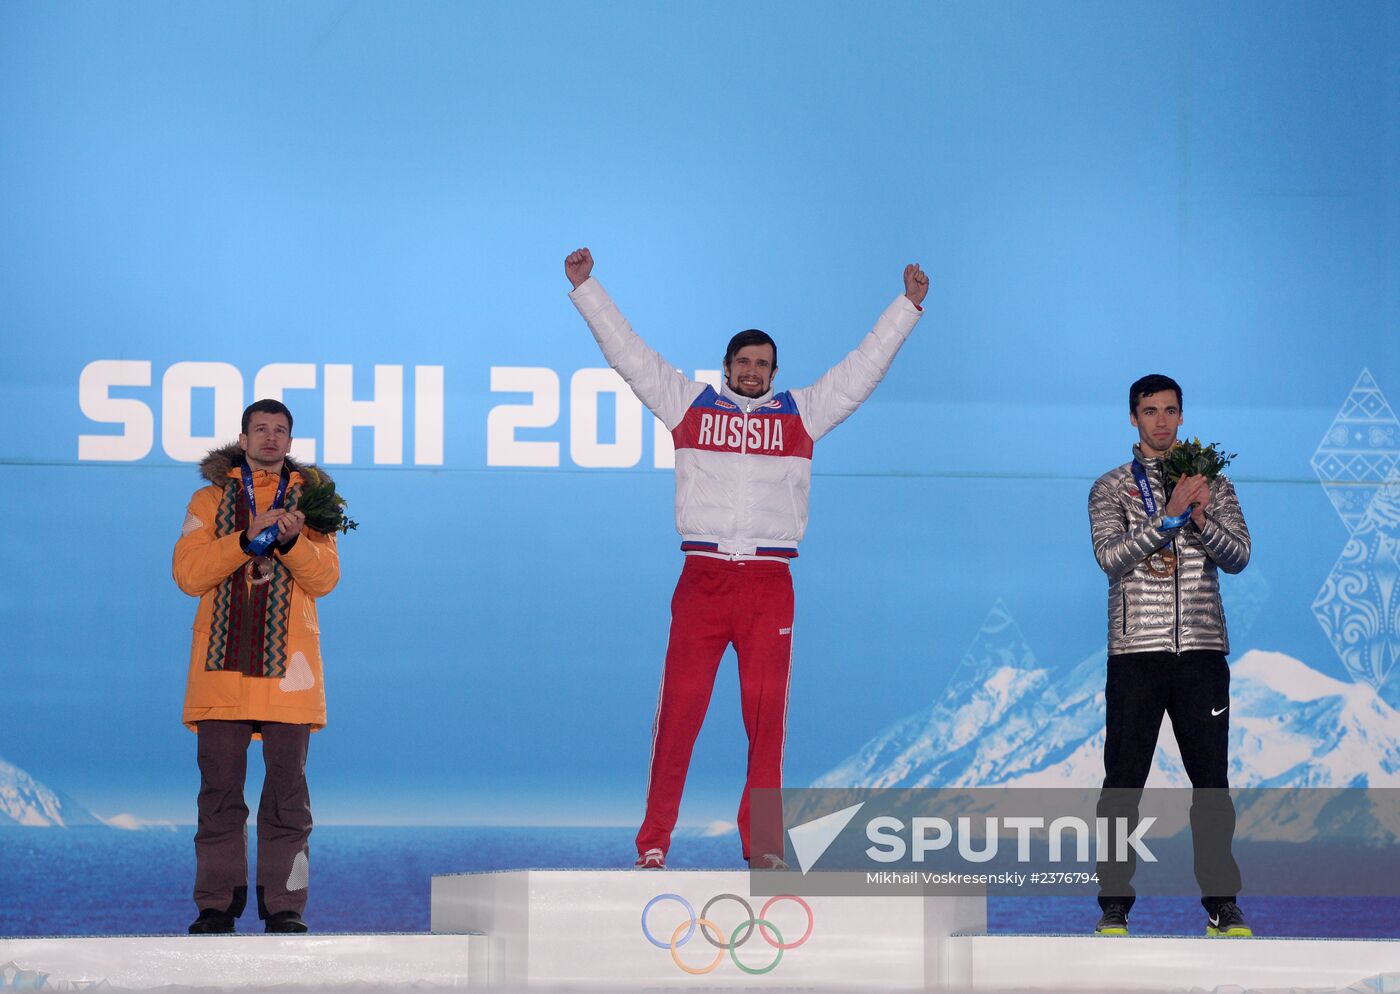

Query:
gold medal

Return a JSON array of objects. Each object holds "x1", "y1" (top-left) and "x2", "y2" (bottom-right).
[{"x1": 1147, "y1": 548, "x2": 1178, "y2": 577}]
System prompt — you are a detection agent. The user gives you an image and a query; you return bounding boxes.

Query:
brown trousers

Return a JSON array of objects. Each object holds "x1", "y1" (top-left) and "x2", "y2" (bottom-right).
[{"x1": 194, "y1": 720, "x2": 312, "y2": 918}]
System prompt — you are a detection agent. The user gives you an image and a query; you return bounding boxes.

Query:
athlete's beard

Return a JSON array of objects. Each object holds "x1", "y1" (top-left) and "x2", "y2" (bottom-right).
[{"x1": 726, "y1": 375, "x2": 769, "y2": 399}]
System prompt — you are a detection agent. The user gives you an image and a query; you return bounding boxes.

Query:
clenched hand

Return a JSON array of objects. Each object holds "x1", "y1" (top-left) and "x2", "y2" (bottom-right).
[{"x1": 565, "y1": 247, "x2": 594, "y2": 289}]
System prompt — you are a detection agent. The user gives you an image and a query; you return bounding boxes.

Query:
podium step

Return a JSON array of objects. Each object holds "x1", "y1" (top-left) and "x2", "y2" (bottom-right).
[
  {"x1": 0, "y1": 933, "x2": 485, "y2": 990},
  {"x1": 431, "y1": 868, "x2": 984, "y2": 989},
  {"x1": 430, "y1": 869, "x2": 1400, "y2": 992},
  {"x1": 954, "y1": 933, "x2": 1399, "y2": 992}
]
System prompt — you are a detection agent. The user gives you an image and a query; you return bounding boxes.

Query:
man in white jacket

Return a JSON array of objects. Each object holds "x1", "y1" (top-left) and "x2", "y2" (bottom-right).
[{"x1": 565, "y1": 247, "x2": 928, "y2": 868}]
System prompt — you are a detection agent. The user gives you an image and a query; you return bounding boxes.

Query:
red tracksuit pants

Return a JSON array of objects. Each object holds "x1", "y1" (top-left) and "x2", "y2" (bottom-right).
[{"x1": 635, "y1": 555, "x2": 794, "y2": 860}]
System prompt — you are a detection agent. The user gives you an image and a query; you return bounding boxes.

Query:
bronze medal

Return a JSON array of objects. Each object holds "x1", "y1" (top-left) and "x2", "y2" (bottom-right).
[
  {"x1": 1147, "y1": 548, "x2": 1178, "y2": 577},
  {"x1": 246, "y1": 556, "x2": 274, "y2": 588}
]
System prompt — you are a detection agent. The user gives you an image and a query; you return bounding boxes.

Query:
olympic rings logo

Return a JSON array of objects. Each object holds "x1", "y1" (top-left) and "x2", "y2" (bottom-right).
[{"x1": 640, "y1": 892, "x2": 815, "y2": 975}]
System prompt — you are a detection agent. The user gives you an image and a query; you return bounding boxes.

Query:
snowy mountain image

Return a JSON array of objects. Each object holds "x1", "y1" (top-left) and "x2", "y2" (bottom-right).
[
  {"x1": 814, "y1": 602, "x2": 1400, "y2": 792},
  {"x1": 0, "y1": 756, "x2": 105, "y2": 827}
]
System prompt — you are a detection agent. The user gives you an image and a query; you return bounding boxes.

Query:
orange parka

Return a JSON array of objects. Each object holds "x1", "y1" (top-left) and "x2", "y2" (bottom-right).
[{"x1": 173, "y1": 445, "x2": 339, "y2": 731}]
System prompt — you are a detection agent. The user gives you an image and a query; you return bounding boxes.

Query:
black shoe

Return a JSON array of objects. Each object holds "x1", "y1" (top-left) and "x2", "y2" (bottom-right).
[
  {"x1": 1206, "y1": 901, "x2": 1252, "y2": 937},
  {"x1": 264, "y1": 910, "x2": 309, "y2": 934},
  {"x1": 1094, "y1": 904, "x2": 1129, "y2": 936},
  {"x1": 188, "y1": 908, "x2": 236, "y2": 934}
]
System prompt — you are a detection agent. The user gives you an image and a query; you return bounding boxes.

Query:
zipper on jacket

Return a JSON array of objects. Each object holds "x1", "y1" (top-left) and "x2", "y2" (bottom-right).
[
  {"x1": 737, "y1": 404, "x2": 751, "y2": 544},
  {"x1": 1172, "y1": 535, "x2": 1181, "y2": 652},
  {"x1": 1157, "y1": 459, "x2": 1182, "y2": 654}
]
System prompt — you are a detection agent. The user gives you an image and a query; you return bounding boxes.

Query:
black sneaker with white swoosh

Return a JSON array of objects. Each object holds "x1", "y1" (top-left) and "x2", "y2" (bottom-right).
[{"x1": 1206, "y1": 901, "x2": 1252, "y2": 937}]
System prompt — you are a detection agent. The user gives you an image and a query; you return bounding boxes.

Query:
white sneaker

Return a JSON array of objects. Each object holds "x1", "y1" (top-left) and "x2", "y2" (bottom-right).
[
  {"x1": 750, "y1": 853, "x2": 789, "y2": 870},
  {"x1": 635, "y1": 848, "x2": 665, "y2": 869}
]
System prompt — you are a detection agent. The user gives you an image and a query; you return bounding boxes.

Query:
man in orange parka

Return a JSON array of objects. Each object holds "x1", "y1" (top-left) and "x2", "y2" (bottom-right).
[{"x1": 173, "y1": 399, "x2": 339, "y2": 934}]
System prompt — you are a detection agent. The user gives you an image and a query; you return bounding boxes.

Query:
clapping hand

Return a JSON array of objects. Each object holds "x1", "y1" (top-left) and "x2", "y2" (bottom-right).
[
  {"x1": 277, "y1": 509, "x2": 306, "y2": 543},
  {"x1": 247, "y1": 508, "x2": 286, "y2": 543},
  {"x1": 1165, "y1": 475, "x2": 1211, "y2": 522}
]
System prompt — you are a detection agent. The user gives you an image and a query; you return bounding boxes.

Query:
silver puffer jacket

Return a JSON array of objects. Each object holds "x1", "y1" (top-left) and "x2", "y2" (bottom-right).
[{"x1": 1088, "y1": 447, "x2": 1251, "y2": 655}]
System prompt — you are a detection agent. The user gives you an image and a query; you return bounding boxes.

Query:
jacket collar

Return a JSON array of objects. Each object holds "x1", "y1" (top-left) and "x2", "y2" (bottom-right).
[
  {"x1": 198, "y1": 442, "x2": 331, "y2": 489},
  {"x1": 1132, "y1": 443, "x2": 1164, "y2": 467},
  {"x1": 718, "y1": 381, "x2": 776, "y2": 411},
  {"x1": 1131, "y1": 445, "x2": 1172, "y2": 488}
]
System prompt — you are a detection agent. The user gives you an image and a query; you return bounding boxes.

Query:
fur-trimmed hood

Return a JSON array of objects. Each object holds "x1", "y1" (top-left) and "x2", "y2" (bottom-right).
[{"x1": 198, "y1": 443, "x2": 335, "y2": 490}]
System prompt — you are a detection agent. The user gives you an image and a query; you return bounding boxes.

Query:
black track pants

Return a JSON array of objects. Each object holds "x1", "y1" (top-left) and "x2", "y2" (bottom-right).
[{"x1": 1096, "y1": 650, "x2": 1241, "y2": 913}]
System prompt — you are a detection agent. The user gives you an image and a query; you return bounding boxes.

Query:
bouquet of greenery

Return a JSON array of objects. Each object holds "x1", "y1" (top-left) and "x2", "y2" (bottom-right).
[
  {"x1": 292, "y1": 466, "x2": 359, "y2": 535},
  {"x1": 1164, "y1": 437, "x2": 1236, "y2": 482}
]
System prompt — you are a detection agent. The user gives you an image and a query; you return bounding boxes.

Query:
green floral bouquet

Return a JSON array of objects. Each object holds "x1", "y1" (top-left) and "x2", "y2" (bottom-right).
[
  {"x1": 1164, "y1": 437, "x2": 1236, "y2": 482},
  {"x1": 293, "y1": 467, "x2": 359, "y2": 534}
]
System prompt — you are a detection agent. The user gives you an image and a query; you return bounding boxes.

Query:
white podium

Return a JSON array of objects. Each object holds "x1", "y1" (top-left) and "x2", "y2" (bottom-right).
[
  {"x1": 0, "y1": 933, "x2": 486, "y2": 990},
  {"x1": 430, "y1": 869, "x2": 985, "y2": 990},
  {"x1": 430, "y1": 870, "x2": 1400, "y2": 993}
]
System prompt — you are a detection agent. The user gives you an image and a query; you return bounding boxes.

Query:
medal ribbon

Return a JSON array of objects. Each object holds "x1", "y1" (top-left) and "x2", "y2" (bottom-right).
[
  {"x1": 1132, "y1": 460, "x2": 1191, "y2": 530},
  {"x1": 241, "y1": 462, "x2": 290, "y2": 556}
]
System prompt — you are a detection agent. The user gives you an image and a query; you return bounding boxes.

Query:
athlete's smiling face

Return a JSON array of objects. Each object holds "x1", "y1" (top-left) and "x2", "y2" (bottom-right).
[{"x1": 725, "y1": 344, "x2": 776, "y2": 399}]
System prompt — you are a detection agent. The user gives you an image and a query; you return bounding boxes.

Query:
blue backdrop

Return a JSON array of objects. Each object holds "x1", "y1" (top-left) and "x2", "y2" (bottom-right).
[{"x1": 2, "y1": 2, "x2": 1397, "y2": 835}]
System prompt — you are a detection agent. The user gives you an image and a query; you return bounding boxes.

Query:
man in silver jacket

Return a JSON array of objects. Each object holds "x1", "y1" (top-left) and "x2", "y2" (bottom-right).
[{"x1": 1087, "y1": 373, "x2": 1253, "y2": 938}]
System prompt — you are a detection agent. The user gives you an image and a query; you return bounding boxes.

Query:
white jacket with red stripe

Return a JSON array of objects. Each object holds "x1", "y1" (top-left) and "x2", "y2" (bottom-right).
[{"x1": 569, "y1": 277, "x2": 922, "y2": 558}]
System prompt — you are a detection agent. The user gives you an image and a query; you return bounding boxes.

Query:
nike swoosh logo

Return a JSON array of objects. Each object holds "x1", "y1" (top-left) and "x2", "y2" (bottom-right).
[
  {"x1": 1209, "y1": 915, "x2": 1220, "y2": 927},
  {"x1": 1211, "y1": 706, "x2": 1228, "y2": 716}
]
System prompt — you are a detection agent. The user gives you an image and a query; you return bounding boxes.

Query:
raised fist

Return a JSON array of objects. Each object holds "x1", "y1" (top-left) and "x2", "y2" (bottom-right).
[
  {"x1": 904, "y1": 263, "x2": 930, "y2": 307},
  {"x1": 565, "y1": 247, "x2": 594, "y2": 289}
]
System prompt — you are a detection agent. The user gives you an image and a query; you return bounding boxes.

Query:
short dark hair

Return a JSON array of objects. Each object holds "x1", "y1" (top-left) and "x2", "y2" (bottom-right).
[
  {"x1": 1129, "y1": 374, "x2": 1182, "y2": 414},
  {"x1": 724, "y1": 329, "x2": 778, "y2": 370},
  {"x1": 241, "y1": 399, "x2": 294, "y2": 434}
]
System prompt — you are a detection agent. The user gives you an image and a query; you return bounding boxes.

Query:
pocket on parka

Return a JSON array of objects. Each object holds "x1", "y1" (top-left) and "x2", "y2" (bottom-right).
[{"x1": 185, "y1": 642, "x2": 242, "y2": 708}]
